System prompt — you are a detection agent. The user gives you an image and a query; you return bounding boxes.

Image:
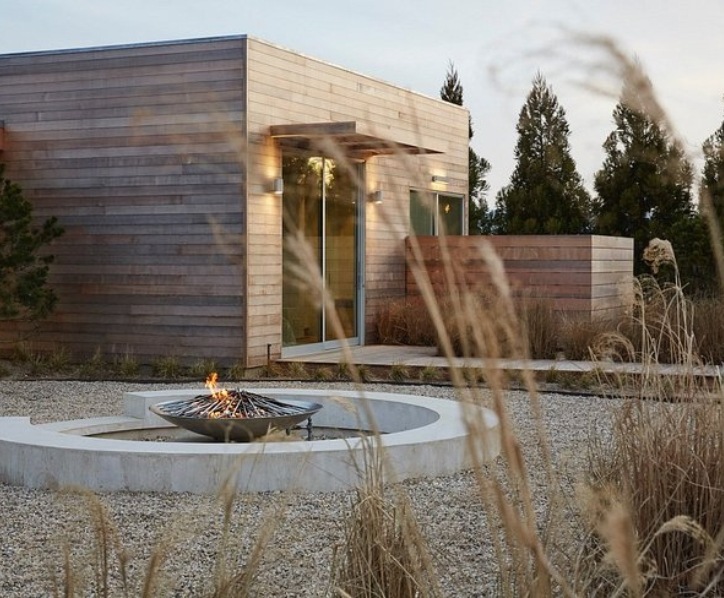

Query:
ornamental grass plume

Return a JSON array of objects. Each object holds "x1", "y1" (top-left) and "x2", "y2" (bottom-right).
[{"x1": 642, "y1": 238, "x2": 676, "y2": 275}]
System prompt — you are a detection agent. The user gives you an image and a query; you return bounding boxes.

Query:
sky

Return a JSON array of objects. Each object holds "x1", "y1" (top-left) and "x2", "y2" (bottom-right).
[{"x1": 1, "y1": 0, "x2": 722, "y2": 205}]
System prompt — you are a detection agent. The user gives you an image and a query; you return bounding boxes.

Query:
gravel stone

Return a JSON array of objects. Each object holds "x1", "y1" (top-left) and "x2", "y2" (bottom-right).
[{"x1": 0, "y1": 380, "x2": 619, "y2": 596}]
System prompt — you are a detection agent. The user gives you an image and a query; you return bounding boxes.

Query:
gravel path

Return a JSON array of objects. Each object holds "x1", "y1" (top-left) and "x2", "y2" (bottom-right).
[{"x1": 0, "y1": 380, "x2": 619, "y2": 596}]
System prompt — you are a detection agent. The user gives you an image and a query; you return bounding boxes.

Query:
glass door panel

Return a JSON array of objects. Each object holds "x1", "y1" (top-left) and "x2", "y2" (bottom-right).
[
  {"x1": 282, "y1": 155, "x2": 359, "y2": 350},
  {"x1": 324, "y1": 159, "x2": 357, "y2": 340},
  {"x1": 438, "y1": 194, "x2": 464, "y2": 235},
  {"x1": 282, "y1": 156, "x2": 323, "y2": 347}
]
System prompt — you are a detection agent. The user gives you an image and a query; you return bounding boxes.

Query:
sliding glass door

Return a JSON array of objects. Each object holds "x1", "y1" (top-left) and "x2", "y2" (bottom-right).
[{"x1": 281, "y1": 155, "x2": 360, "y2": 354}]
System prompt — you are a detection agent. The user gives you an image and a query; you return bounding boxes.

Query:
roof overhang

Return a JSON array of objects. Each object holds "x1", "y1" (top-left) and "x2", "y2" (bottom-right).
[{"x1": 269, "y1": 121, "x2": 445, "y2": 159}]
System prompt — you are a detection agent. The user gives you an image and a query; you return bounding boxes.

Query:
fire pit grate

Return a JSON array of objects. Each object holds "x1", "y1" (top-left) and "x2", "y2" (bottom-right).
[
  {"x1": 149, "y1": 375, "x2": 323, "y2": 442},
  {"x1": 158, "y1": 389, "x2": 312, "y2": 420}
]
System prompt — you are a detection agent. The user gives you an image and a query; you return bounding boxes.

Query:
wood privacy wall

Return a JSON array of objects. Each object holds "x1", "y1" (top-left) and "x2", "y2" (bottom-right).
[
  {"x1": 406, "y1": 235, "x2": 634, "y2": 319},
  {"x1": 0, "y1": 38, "x2": 247, "y2": 362}
]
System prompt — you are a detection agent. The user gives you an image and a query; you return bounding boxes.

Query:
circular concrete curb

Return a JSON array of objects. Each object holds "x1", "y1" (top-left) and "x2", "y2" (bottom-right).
[{"x1": 0, "y1": 389, "x2": 500, "y2": 494}]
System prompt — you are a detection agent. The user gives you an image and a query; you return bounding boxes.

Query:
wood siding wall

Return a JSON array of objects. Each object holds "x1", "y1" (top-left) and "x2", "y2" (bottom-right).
[
  {"x1": 245, "y1": 38, "x2": 469, "y2": 362},
  {"x1": 406, "y1": 235, "x2": 634, "y2": 319},
  {"x1": 0, "y1": 38, "x2": 247, "y2": 363},
  {"x1": 0, "y1": 36, "x2": 469, "y2": 365}
]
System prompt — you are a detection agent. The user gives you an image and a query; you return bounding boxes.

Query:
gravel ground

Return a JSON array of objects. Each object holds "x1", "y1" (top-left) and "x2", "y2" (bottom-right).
[{"x1": 0, "y1": 380, "x2": 619, "y2": 596}]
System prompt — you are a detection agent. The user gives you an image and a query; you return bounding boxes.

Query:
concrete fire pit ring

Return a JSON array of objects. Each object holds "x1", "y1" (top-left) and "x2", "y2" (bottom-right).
[{"x1": 0, "y1": 388, "x2": 500, "y2": 494}]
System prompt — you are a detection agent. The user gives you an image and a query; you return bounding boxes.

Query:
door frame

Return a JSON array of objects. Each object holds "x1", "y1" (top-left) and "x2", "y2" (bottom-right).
[{"x1": 280, "y1": 156, "x2": 366, "y2": 358}]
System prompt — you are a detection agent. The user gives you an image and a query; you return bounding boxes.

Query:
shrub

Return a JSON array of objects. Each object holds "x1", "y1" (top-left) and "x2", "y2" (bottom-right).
[
  {"x1": 389, "y1": 363, "x2": 409, "y2": 382},
  {"x1": 113, "y1": 351, "x2": 139, "y2": 378},
  {"x1": 77, "y1": 347, "x2": 106, "y2": 380},
  {"x1": 46, "y1": 345, "x2": 72, "y2": 372},
  {"x1": 259, "y1": 362, "x2": 283, "y2": 378},
  {"x1": 152, "y1": 355, "x2": 183, "y2": 379},
  {"x1": 518, "y1": 296, "x2": 562, "y2": 359},
  {"x1": 285, "y1": 361, "x2": 309, "y2": 379},
  {"x1": 379, "y1": 292, "x2": 570, "y2": 360},
  {"x1": 226, "y1": 361, "x2": 247, "y2": 381},
  {"x1": 11, "y1": 341, "x2": 35, "y2": 363},
  {"x1": 312, "y1": 366, "x2": 332, "y2": 381},
  {"x1": 691, "y1": 295, "x2": 724, "y2": 364},
  {"x1": 355, "y1": 363, "x2": 372, "y2": 382},
  {"x1": 0, "y1": 164, "x2": 64, "y2": 322},
  {"x1": 419, "y1": 364, "x2": 442, "y2": 383},
  {"x1": 375, "y1": 297, "x2": 437, "y2": 346},
  {"x1": 189, "y1": 358, "x2": 218, "y2": 379},
  {"x1": 336, "y1": 361, "x2": 351, "y2": 380},
  {"x1": 561, "y1": 315, "x2": 620, "y2": 361}
]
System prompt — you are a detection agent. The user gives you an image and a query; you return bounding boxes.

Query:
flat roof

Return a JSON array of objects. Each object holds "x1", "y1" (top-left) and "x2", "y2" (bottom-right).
[{"x1": 269, "y1": 121, "x2": 445, "y2": 158}]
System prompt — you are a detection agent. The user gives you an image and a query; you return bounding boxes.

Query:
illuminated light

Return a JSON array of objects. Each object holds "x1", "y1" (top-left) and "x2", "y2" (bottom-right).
[{"x1": 368, "y1": 190, "x2": 383, "y2": 204}]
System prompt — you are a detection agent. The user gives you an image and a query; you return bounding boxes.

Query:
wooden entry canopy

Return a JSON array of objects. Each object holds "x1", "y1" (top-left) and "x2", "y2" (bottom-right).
[{"x1": 269, "y1": 121, "x2": 445, "y2": 159}]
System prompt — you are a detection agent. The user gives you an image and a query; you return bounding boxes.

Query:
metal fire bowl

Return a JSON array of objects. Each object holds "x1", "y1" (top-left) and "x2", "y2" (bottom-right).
[{"x1": 150, "y1": 399, "x2": 323, "y2": 442}]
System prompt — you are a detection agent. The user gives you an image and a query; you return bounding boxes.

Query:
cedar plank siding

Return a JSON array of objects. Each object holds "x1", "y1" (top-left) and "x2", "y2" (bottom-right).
[
  {"x1": 0, "y1": 35, "x2": 469, "y2": 366},
  {"x1": 407, "y1": 235, "x2": 634, "y2": 319},
  {"x1": 0, "y1": 38, "x2": 247, "y2": 363},
  {"x1": 245, "y1": 38, "x2": 468, "y2": 362}
]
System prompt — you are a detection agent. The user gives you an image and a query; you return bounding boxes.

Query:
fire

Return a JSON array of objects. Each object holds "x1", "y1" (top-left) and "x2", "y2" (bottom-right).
[{"x1": 205, "y1": 372, "x2": 229, "y2": 401}]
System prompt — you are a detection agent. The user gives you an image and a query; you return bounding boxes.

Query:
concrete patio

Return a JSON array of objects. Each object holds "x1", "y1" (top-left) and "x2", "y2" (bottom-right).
[{"x1": 280, "y1": 344, "x2": 723, "y2": 380}]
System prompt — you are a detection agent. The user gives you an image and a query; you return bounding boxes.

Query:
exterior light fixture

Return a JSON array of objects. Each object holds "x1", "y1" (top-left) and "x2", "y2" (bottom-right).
[
  {"x1": 368, "y1": 190, "x2": 383, "y2": 204},
  {"x1": 272, "y1": 177, "x2": 284, "y2": 195},
  {"x1": 431, "y1": 175, "x2": 449, "y2": 184}
]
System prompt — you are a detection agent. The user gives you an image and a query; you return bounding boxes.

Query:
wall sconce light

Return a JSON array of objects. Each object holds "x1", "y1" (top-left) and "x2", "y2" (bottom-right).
[
  {"x1": 368, "y1": 190, "x2": 384, "y2": 204},
  {"x1": 431, "y1": 175, "x2": 449, "y2": 184},
  {"x1": 271, "y1": 177, "x2": 284, "y2": 195}
]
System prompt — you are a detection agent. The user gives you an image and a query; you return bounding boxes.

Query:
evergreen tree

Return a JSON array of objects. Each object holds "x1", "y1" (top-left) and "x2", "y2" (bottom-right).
[
  {"x1": 593, "y1": 82, "x2": 697, "y2": 280},
  {"x1": 698, "y1": 107, "x2": 724, "y2": 292},
  {"x1": 701, "y1": 108, "x2": 724, "y2": 230},
  {"x1": 440, "y1": 63, "x2": 492, "y2": 234},
  {"x1": 469, "y1": 149, "x2": 492, "y2": 234},
  {"x1": 493, "y1": 74, "x2": 591, "y2": 234},
  {"x1": 0, "y1": 164, "x2": 64, "y2": 321}
]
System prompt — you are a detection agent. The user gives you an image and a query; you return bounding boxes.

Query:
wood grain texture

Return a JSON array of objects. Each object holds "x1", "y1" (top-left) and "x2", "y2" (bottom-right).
[
  {"x1": 406, "y1": 235, "x2": 634, "y2": 320},
  {"x1": 0, "y1": 36, "x2": 471, "y2": 365},
  {"x1": 0, "y1": 38, "x2": 247, "y2": 364},
  {"x1": 245, "y1": 37, "x2": 469, "y2": 356}
]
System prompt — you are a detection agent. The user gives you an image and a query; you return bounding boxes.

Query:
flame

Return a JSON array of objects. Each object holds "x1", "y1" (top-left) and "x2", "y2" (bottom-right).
[{"x1": 205, "y1": 372, "x2": 229, "y2": 401}]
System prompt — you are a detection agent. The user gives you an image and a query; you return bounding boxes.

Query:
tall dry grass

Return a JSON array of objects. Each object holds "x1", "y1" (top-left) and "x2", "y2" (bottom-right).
[
  {"x1": 577, "y1": 243, "x2": 724, "y2": 595},
  {"x1": 36, "y1": 32, "x2": 724, "y2": 598},
  {"x1": 51, "y1": 482, "x2": 282, "y2": 597},
  {"x1": 583, "y1": 398, "x2": 724, "y2": 595},
  {"x1": 332, "y1": 452, "x2": 441, "y2": 598},
  {"x1": 393, "y1": 39, "x2": 724, "y2": 598}
]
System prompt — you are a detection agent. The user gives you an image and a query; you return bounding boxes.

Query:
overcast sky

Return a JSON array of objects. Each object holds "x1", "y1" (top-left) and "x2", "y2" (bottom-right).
[{"x1": 1, "y1": 0, "x2": 722, "y2": 204}]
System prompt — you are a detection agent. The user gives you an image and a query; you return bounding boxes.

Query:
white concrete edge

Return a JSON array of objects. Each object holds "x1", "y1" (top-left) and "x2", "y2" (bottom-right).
[{"x1": 0, "y1": 389, "x2": 501, "y2": 493}]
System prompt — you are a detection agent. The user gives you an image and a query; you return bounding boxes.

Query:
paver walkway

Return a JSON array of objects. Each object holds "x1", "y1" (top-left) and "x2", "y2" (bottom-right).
[{"x1": 280, "y1": 344, "x2": 722, "y2": 378}]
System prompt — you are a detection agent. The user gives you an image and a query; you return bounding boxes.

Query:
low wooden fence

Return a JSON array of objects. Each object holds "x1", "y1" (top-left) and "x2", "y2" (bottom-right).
[{"x1": 405, "y1": 235, "x2": 633, "y2": 320}]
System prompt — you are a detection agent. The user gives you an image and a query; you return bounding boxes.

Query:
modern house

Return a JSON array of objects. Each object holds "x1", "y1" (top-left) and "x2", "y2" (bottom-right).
[{"x1": 0, "y1": 36, "x2": 470, "y2": 366}]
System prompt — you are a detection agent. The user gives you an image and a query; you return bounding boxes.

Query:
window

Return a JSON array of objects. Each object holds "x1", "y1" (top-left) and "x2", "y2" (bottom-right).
[{"x1": 410, "y1": 190, "x2": 464, "y2": 235}]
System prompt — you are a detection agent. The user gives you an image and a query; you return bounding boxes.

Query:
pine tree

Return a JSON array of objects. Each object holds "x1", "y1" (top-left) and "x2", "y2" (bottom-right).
[
  {"x1": 469, "y1": 149, "x2": 492, "y2": 234},
  {"x1": 0, "y1": 164, "x2": 64, "y2": 321},
  {"x1": 593, "y1": 82, "x2": 697, "y2": 280},
  {"x1": 440, "y1": 63, "x2": 492, "y2": 234},
  {"x1": 698, "y1": 107, "x2": 724, "y2": 291},
  {"x1": 493, "y1": 74, "x2": 591, "y2": 234},
  {"x1": 702, "y1": 108, "x2": 724, "y2": 230}
]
